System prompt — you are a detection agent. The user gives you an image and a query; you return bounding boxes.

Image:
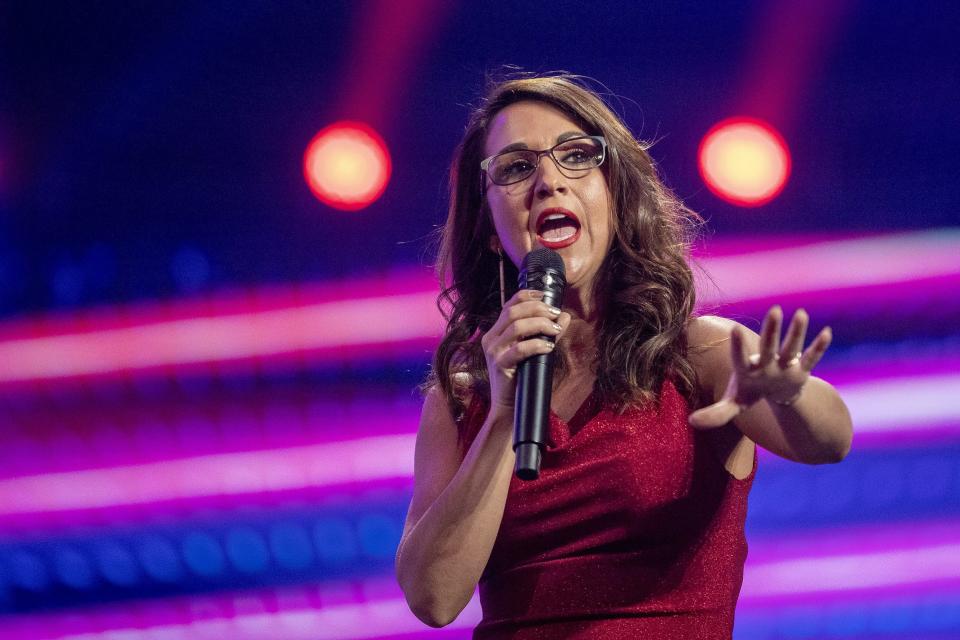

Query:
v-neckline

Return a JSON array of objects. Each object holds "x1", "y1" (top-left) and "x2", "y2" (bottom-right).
[{"x1": 549, "y1": 381, "x2": 600, "y2": 428}]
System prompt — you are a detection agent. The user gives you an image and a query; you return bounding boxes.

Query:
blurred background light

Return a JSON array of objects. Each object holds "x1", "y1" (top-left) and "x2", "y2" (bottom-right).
[
  {"x1": 182, "y1": 532, "x2": 226, "y2": 579},
  {"x1": 53, "y1": 547, "x2": 96, "y2": 591},
  {"x1": 136, "y1": 535, "x2": 184, "y2": 584},
  {"x1": 303, "y1": 122, "x2": 391, "y2": 211},
  {"x1": 94, "y1": 542, "x2": 141, "y2": 587},
  {"x1": 225, "y1": 526, "x2": 270, "y2": 575},
  {"x1": 698, "y1": 117, "x2": 791, "y2": 207}
]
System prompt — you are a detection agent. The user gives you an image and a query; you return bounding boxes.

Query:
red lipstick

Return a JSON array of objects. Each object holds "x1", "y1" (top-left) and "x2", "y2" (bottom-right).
[{"x1": 535, "y1": 208, "x2": 582, "y2": 250}]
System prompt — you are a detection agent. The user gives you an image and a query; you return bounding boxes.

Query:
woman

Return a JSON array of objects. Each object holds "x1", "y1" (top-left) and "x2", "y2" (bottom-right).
[{"x1": 395, "y1": 73, "x2": 852, "y2": 639}]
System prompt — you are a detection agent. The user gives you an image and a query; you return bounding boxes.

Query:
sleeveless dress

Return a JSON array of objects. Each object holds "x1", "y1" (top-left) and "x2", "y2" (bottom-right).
[{"x1": 461, "y1": 379, "x2": 757, "y2": 640}]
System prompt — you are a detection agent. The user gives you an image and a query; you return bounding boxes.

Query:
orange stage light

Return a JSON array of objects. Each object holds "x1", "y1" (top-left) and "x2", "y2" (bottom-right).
[
  {"x1": 303, "y1": 122, "x2": 391, "y2": 210},
  {"x1": 698, "y1": 117, "x2": 791, "y2": 207}
]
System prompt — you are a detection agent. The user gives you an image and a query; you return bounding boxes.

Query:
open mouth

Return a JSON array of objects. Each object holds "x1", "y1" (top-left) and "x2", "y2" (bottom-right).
[{"x1": 536, "y1": 208, "x2": 582, "y2": 249}]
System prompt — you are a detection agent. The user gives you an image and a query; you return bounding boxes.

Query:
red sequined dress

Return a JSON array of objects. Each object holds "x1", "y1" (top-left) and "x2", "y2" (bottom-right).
[{"x1": 462, "y1": 379, "x2": 757, "y2": 639}]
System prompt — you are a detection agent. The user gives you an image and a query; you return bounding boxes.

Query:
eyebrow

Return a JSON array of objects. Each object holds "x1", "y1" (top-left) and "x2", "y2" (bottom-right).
[{"x1": 494, "y1": 130, "x2": 587, "y2": 155}]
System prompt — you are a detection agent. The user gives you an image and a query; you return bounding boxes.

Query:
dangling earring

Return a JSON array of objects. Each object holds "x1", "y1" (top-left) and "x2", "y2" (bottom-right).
[{"x1": 497, "y1": 247, "x2": 506, "y2": 308}]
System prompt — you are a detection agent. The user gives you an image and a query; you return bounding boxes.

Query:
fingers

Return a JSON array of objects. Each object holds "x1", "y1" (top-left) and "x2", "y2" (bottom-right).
[
  {"x1": 485, "y1": 290, "x2": 560, "y2": 341},
  {"x1": 482, "y1": 289, "x2": 566, "y2": 376},
  {"x1": 779, "y1": 308, "x2": 808, "y2": 368},
  {"x1": 730, "y1": 326, "x2": 751, "y2": 372},
  {"x1": 738, "y1": 306, "x2": 831, "y2": 374},
  {"x1": 800, "y1": 326, "x2": 832, "y2": 371},
  {"x1": 757, "y1": 305, "x2": 782, "y2": 367},
  {"x1": 689, "y1": 398, "x2": 743, "y2": 430},
  {"x1": 503, "y1": 336, "x2": 556, "y2": 364},
  {"x1": 502, "y1": 316, "x2": 563, "y2": 342}
]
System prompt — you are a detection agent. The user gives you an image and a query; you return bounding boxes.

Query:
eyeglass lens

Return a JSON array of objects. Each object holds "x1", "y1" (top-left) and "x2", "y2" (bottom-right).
[{"x1": 488, "y1": 137, "x2": 604, "y2": 185}]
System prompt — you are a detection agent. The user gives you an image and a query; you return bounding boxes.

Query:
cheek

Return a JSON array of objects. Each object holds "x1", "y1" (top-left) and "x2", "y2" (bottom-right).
[
  {"x1": 485, "y1": 198, "x2": 528, "y2": 263},
  {"x1": 488, "y1": 193, "x2": 525, "y2": 233},
  {"x1": 584, "y1": 181, "x2": 613, "y2": 239}
]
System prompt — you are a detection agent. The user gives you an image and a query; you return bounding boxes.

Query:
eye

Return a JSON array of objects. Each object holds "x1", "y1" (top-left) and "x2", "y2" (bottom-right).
[
  {"x1": 556, "y1": 140, "x2": 600, "y2": 167},
  {"x1": 493, "y1": 154, "x2": 535, "y2": 181}
]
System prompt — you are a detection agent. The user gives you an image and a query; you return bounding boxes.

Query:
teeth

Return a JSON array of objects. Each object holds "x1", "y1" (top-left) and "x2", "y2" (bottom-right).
[{"x1": 546, "y1": 213, "x2": 568, "y2": 221}]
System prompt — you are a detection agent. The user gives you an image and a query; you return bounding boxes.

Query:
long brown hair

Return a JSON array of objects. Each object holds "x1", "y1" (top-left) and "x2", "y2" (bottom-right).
[{"x1": 427, "y1": 72, "x2": 704, "y2": 427}]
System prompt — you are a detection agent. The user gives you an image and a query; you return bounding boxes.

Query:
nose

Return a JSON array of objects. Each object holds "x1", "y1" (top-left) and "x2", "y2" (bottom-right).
[{"x1": 533, "y1": 153, "x2": 568, "y2": 198}]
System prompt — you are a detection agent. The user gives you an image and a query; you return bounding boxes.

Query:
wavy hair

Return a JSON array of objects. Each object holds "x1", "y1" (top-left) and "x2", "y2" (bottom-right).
[{"x1": 426, "y1": 72, "x2": 704, "y2": 429}]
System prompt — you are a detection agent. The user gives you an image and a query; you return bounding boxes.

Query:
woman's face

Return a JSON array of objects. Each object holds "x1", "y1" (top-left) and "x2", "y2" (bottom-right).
[{"x1": 483, "y1": 100, "x2": 613, "y2": 293}]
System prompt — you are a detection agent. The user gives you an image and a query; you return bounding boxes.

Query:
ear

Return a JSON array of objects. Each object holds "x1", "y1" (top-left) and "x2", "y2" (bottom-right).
[{"x1": 488, "y1": 235, "x2": 502, "y2": 253}]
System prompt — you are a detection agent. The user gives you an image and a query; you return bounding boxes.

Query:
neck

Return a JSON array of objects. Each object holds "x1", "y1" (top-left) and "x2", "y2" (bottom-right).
[
  {"x1": 561, "y1": 280, "x2": 602, "y2": 320},
  {"x1": 558, "y1": 283, "x2": 605, "y2": 373}
]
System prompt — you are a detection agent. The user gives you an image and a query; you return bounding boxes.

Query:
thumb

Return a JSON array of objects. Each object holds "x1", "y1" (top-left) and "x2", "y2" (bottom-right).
[{"x1": 688, "y1": 398, "x2": 742, "y2": 430}]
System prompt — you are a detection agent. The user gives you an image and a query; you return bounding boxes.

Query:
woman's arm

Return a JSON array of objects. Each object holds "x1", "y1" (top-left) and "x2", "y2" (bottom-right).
[
  {"x1": 687, "y1": 308, "x2": 853, "y2": 464},
  {"x1": 396, "y1": 289, "x2": 571, "y2": 627},
  {"x1": 395, "y1": 388, "x2": 516, "y2": 627}
]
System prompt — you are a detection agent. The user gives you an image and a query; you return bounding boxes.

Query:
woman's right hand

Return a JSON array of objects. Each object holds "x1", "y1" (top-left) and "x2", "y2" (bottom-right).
[{"x1": 480, "y1": 289, "x2": 571, "y2": 419}]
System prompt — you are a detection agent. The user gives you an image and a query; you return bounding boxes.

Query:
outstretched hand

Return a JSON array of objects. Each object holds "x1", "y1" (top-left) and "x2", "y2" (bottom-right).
[{"x1": 688, "y1": 306, "x2": 832, "y2": 429}]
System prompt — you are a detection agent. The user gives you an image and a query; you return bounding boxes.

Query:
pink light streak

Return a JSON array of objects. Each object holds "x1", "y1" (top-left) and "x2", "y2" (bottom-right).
[
  {"x1": 742, "y1": 520, "x2": 960, "y2": 605},
  {"x1": 0, "y1": 290, "x2": 439, "y2": 383},
  {"x1": 334, "y1": 0, "x2": 454, "y2": 131},
  {"x1": 0, "y1": 231, "x2": 955, "y2": 385},
  {"x1": 10, "y1": 593, "x2": 480, "y2": 640},
  {"x1": 843, "y1": 373, "x2": 960, "y2": 436},
  {"x1": 746, "y1": 543, "x2": 960, "y2": 596},
  {"x1": 0, "y1": 434, "x2": 415, "y2": 518},
  {"x1": 693, "y1": 228, "x2": 960, "y2": 302},
  {"x1": 0, "y1": 366, "x2": 956, "y2": 523},
  {"x1": 734, "y1": 0, "x2": 854, "y2": 128}
]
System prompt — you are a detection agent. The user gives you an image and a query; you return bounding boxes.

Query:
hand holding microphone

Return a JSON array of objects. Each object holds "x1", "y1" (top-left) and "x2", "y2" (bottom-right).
[
  {"x1": 512, "y1": 249, "x2": 566, "y2": 480},
  {"x1": 480, "y1": 248, "x2": 568, "y2": 480}
]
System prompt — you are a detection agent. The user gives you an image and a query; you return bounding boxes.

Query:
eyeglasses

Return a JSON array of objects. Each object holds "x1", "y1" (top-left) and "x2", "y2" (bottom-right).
[{"x1": 480, "y1": 135, "x2": 607, "y2": 186}]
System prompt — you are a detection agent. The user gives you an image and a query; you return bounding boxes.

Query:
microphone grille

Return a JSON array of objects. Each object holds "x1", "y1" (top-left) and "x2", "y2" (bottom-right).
[{"x1": 521, "y1": 248, "x2": 565, "y2": 276}]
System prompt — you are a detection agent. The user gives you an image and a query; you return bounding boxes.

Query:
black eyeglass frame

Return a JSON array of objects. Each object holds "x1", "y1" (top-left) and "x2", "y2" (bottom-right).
[{"x1": 480, "y1": 135, "x2": 608, "y2": 187}]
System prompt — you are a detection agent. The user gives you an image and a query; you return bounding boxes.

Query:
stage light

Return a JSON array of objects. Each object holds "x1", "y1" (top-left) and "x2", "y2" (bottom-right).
[
  {"x1": 9, "y1": 550, "x2": 50, "y2": 592},
  {"x1": 698, "y1": 117, "x2": 791, "y2": 207},
  {"x1": 182, "y1": 532, "x2": 226, "y2": 578},
  {"x1": 136, "y1": 535, "x2": 184, "y2": 583},
  {"x1": 53, "y1": 547, "x2": 96, "y2": 590},
  {"x1": 269, "y1": 522, "x2": 315, "y2": 571},
  {"x1": 225, "y1": 526, "x2": 270, "y2": 574},
  {"x1": 303, "y1": 122, "x2": 391, "y2": 210},
  {"x1": 313, "y1": 517, "x2": 358, "y2": 565},
  {"x1": 357, "y1": 513, "x2": 402, "y2": 559},
  {"x1": 95, "y1": 542, "x2": 141, "y2": 586}
]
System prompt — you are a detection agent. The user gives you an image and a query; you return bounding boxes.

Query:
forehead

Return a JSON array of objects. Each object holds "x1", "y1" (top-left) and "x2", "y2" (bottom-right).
[{"x1": 484, "y1": 100, "x2": 586, "y2": 156}]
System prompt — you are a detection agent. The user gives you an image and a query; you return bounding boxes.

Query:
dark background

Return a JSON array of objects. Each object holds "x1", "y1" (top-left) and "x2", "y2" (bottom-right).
[{"x1": 2, "y1": 1, "x2": 956, "y2": 317}]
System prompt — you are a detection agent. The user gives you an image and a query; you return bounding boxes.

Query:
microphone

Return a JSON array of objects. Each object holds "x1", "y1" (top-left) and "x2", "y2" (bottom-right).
[{"x1": 514, "y1": 248, "x2": 566, "y2": 480}]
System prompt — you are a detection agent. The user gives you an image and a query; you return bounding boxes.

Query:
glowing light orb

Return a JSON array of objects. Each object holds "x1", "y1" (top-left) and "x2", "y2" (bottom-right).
[
  {"x1": 698, "y1": 118, "x2": 791, "y2": 207},
  {"x1": 303, "y1": 122, "x2": 391, "y2": 210}
]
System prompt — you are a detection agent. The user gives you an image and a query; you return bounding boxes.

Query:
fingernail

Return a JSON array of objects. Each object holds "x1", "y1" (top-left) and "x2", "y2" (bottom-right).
[
  {"x1": 528, "y1": 290, "x2": 545, "y2": 299},
  {"x1": 547, "y1": 306, "x2": 561, "y2": 316},
  {"x1": 552, "y1": 323, "x2": 562, "y2": 331}
]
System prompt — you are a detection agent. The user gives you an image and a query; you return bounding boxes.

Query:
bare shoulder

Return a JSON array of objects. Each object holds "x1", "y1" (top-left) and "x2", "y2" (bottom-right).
[
  {"x1": 417, "y1": 382, "x2": 463, "y2": 454},
  {"x1": 398, "y1": 379, "x2": 471, "y2": 553},
  {"x1": 687, "y1": 314, "x2": 740, "y2": 350},
  {"x1": 686, "y1": 315, "x2": 740, "y2": 398}
]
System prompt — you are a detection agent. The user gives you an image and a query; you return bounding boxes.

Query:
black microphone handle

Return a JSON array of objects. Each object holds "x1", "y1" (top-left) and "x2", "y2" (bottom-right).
[
  {"x1": 513, "y1": 280, "x2": 563, "y2": 481},
  {"x1": 514, "y1": 352, "x2": 554, "y2": 480}
]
